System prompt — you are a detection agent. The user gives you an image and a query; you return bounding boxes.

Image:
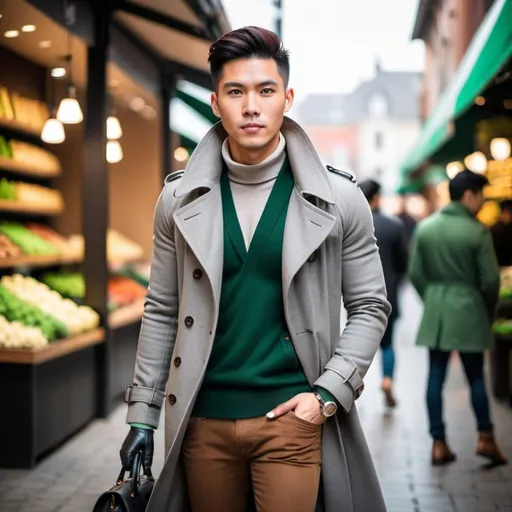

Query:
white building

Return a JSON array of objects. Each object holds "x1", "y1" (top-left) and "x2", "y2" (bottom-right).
[{"x1": 298, "y1": 63, "x2": 422, "y2": 196}]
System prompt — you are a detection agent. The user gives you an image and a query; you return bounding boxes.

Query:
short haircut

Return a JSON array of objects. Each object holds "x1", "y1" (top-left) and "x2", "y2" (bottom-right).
[
  {"x1": 208, "y1": 26, "x2": 290, "y2": 88},
  {"x1": 449, "y1": 169, "x2": 489, "y2": 201},
  {"x1": 359, "y1": 179, "x2": 381, "y2": 203},
  {"x1": 500, "y1": 199, "x2": 512, "y2": 213}
]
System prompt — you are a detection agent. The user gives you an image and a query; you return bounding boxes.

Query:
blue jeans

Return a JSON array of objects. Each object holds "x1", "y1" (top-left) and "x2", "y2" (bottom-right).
[
  {"x1": 380, "y1": 316, "x2": 396, "y2": 379},
  {"x1": 427, "y1": 349, "x2": 493, "y2": 440}
]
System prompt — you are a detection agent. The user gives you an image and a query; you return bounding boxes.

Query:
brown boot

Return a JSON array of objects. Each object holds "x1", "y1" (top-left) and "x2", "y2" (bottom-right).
[
  {"x1": 431, "y1": 440, "x2": 456, "y2": 466},
  {"x1": 476, "y1": 432, "x2": 508, "y2": 466},
  {"x1": 381, "y1": 378, "x2": 397, "y2": 408}
]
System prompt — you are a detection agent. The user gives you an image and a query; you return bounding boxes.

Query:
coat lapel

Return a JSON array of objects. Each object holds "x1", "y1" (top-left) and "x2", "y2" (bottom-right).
[
  {"x1": 282, "y1": 189, "x2": 336, "y2": 300},
  {"x1": 173, "y1": 186, "x2": 224, "y2": 315}
]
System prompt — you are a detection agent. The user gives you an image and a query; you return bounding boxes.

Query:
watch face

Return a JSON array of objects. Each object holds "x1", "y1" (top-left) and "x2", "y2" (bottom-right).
[{"x1": 323, "y1": 401, "x2": 337, "y2": 417}]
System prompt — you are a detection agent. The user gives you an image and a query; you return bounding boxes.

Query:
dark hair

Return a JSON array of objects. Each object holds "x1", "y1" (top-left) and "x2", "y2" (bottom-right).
[
  {"x1": 500, "y1": 200, "x2": 512, "y2": 213},
  {"x1": 208, "y1": 26, "x2": 290, "y2": 88},
  {"x1": 449, "y1": 169, "x2": 489, "y2": 201},
  {"x1": 359, "y1": 179, "x2": 381, "y2": 203}
]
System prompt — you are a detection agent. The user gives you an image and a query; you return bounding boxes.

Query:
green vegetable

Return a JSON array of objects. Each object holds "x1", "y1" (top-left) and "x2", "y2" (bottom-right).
[
  {"x1": 0, "y1": 285, "x2": 69, "y2": 340},
  {"x1": 0, "y1": 222, "x2": 59, "y2": 255}
]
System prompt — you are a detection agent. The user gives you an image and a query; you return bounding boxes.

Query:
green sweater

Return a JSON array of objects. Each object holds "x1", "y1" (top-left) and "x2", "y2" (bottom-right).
[
  {"x1": 130, "y1": 155, "x2": 336, "y2": 430},
  {"x1": 192, "y1": 156, "x2": 312, "y2": 418}
]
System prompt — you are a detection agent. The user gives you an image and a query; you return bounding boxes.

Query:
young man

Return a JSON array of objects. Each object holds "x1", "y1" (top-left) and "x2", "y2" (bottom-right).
[
  {"x1": 120, "y1": 27, "x2": 391, "y2": 512},
  {"x1": 409, "y1": 170, "x2": 507, "y2": 467},
  {"x1": 360, "y1": 179, "x2": 408, "y2": 408}
]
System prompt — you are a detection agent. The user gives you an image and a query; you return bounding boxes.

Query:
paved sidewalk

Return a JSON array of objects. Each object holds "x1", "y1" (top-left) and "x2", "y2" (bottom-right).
[{"x1": 0, "y1": 283, "x2": 511, "y2": 511}]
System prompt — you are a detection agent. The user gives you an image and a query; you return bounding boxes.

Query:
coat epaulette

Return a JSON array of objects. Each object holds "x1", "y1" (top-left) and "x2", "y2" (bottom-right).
[
  {"x1": 326, "y1": 165, "x2": 357, "y2": 183},
  {"x1": 164, "y1": 170, "x2": 184, "y2": 185}
]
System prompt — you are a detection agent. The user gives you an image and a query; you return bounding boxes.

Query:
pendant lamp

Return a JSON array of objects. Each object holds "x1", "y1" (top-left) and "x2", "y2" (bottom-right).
[{"x1": 107, "y1": 140, "x2": 123, "y2": 163}]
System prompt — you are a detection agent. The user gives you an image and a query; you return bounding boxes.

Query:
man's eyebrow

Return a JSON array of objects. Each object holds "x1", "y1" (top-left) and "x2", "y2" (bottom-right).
[{"x1": 223, "y1": 80, "x2": 279, "y2": 89}]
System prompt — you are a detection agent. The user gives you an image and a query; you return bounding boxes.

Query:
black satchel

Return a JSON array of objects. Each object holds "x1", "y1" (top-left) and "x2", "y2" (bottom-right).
[{"x1": 92, "y1": 453, "x2": 155, "y2": 512}]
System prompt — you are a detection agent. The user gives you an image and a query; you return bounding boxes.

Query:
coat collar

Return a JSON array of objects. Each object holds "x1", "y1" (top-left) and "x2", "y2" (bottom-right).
[
  {"x1": 174, "y1": 116, "x2": 335, "y2": 204},
  {"x1": 441, "y1": 201, "x2": 475, "y2": 218}
]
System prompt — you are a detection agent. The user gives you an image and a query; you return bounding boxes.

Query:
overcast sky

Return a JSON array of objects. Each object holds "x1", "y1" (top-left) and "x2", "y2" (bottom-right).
[{"x1": 222, "y1": 0, "x2": 426, "y2": 104}]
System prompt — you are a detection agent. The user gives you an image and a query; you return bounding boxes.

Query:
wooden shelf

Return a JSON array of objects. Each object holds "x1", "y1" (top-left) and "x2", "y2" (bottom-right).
[
  {"x1": 0, "y1": 253, "x2": 82, "y2": 269},
  {"x1": 0, "y1": 155, "x2": 61, "y2": 178},
  {"x1": 0, "y1": 199, "x2": 63, "y2": 216},
  {"x1": 109, "y1": 299, "x2": 145, "y2": 329},
  {"x1": 0, "y1": 116, "x2": 41, "y2": 138},
  {"x1": 0, "y1": 253, "x2": 146, "y2": 270},
  {"x1": 0, "y1": 328, "x2": 105, "y2": 365}
]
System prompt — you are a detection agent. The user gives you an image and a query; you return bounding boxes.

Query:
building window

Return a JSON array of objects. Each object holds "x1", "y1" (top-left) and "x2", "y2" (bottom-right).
[
  {"x1": 375, "y1": 131, "x2": 384, "y2": 150},
  {"x1": 368, "y1": 94, "x2": 388, "y2": 118}
]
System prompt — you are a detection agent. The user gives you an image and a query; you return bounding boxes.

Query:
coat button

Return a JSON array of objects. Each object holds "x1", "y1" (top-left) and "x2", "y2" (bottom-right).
[
  {"x1": 168, "y1": 394, "x2": 177, "y2": 405},
  {"x1": 185, "y1": 316, "x2": 194, "y2": 327},
  {"x1": 174, "y1": 357, "x2": 182, "y2": 367},
  {"x1": 193, "y1": 269, "x2": 203, "y2": 280},
  {"x1": 308, "y1": 251, "x2": 318, "y2": 262},
  {"x1": 284, "y1": 335, "x2": 291, "y2": 341}
]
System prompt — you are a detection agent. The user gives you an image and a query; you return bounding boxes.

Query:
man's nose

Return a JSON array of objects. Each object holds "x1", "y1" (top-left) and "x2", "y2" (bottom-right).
[{"x1": 243, "y1": 92, "x2": 260, "y2": 117}]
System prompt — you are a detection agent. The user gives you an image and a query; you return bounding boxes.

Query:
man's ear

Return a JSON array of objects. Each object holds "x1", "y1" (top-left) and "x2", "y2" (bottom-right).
[
  {"x1": 211, "y1": 92, "x2": 221, "y2": 118},
  {"x1": 284, "y1": 87, "x2": 295, "y2": 113}
]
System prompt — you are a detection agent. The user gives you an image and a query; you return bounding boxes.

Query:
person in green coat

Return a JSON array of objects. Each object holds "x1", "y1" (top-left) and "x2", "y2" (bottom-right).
[{"x1": 409, "y1": 169, "x2": 507, "y2": 467}]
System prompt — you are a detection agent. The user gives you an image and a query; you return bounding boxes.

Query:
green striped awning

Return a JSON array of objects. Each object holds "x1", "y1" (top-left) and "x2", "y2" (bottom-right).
[{"x1": 400, "y1": 0, "x2": 512, "y2": 177}]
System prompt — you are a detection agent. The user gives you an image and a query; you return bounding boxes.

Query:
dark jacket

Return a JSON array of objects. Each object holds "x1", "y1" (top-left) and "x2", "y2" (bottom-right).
[
  {"x1": 490, "y1": 220, "x2": 512, "y2": 267},
  {"x1": 372, "y1": 209, "x2": 409, "y2": 317}
]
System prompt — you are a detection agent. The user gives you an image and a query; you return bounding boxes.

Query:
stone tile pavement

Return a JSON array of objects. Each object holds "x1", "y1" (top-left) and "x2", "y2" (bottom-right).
[{"x1": 0, "y1": 283, "x2": 511, "y2": 511}]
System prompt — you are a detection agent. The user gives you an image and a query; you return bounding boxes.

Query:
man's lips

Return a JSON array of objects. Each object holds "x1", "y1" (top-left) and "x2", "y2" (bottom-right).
[{"x1": 241, "y1": 123, "x2": 264, "y2": 133}]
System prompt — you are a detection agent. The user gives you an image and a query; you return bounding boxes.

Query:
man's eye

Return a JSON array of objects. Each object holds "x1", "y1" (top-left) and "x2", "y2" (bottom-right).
[
  {"x1": 261, "y1": 88, "x2": 275, "y2": 95},
  {"x1": 228, "y1": 89, "x2": 242, "y2": 96}
]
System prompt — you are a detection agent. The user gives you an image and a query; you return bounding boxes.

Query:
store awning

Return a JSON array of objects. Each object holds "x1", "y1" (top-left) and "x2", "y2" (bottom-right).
[
  {"x1": 400, "y1": 0, "x2": 512, "y2": 176},
  {"x1": 176, "y1": 81, "x2": 218, "y2": 125}
]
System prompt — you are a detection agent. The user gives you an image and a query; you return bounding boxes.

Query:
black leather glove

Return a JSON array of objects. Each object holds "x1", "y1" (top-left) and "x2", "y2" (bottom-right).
[{"x1": 120, "y1": 427, "x2": 154, "y2": 476}]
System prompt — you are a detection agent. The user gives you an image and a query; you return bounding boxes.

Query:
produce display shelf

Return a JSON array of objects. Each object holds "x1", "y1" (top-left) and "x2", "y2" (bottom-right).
[
  {"x1": 109, "y1": 299, "x2": 145, "y2": 329},
  {"x1": 0, "y1": 155, "x2": 61, "y2": 178},
  {"x1": 0, "y1": 199, "x2": 63, "y2": 216},
  {"x1": 0, "y1": 116, "x2": 41, "y2": 138},
  {"x1": 0, "y1": 327, "x2": 105, "y2": 365},
  {"x1": 0, "y1": 253, "x2": 81, "y2": 269}
]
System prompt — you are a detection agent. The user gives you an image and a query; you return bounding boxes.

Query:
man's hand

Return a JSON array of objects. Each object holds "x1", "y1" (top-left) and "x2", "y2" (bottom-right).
[
  {"x1": 120, "y1": 427, "x2": 154, "y2": 476},
  {"x1": 266, "y1": 392, "x2": 325, "y2": 425}
]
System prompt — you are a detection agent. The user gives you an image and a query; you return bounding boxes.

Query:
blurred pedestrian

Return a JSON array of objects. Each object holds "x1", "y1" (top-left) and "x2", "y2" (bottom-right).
[
  {"x1": 360, "y1": 179, "x2": 408, "y2": 408},
  {"x1": 490, "y1": 199, "x2": 512, "y2": 267},
  {"x1": 396, "y1": 195, "x2": 417, "y2": 245},
  {"x1": 409, "y1": 170, "x2": 508, "y2": 466}
]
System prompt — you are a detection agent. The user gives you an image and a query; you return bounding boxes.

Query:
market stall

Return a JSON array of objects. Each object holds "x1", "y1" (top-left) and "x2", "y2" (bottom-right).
[{"x1": 0, "y1": 0, "x2": 229, "y2": 467}]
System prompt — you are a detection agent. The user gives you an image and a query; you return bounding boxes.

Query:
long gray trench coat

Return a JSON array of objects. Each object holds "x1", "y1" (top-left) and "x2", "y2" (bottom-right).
[{"x1": 125, "y1": 117, "x2": 391, "y2": 512}]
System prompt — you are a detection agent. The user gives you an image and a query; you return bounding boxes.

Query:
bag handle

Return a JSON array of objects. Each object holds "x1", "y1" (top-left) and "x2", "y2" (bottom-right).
[{"x1": 116, "y1": 451, "x2": 147, "y2": 496}]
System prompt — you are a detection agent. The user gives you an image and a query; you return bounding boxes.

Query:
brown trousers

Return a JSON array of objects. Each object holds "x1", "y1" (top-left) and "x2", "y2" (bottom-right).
[{"x1": 182, "y1": 413, "x2": 322, "y2": 512}]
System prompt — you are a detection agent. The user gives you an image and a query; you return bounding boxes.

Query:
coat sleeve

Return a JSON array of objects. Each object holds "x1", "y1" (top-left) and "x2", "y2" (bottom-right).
[
  {"x1": 477, "y1": 228, "x2": 500, "y2": 320},
  {"x1": 313, "y1": 184, "x2": 391, "y2": 412},
  {"x1": 408, "y1": 228, "x2": 427, "y2": 299},
  {"x1": 125, "y1": 186, "x2": 179, "y2": 428}
]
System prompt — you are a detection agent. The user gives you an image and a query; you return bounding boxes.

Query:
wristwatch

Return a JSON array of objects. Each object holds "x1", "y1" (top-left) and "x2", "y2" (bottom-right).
[{"x1": 314, "y1": 391, "x2": 338, "y2": 418}]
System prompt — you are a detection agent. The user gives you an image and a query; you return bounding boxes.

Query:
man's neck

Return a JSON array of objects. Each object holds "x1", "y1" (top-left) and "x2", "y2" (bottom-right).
[{"x1": 228, "y1": 133, "x2": 280, "y2": 165}]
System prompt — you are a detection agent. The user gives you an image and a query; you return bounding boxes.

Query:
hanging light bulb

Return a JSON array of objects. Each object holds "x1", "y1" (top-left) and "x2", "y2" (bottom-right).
[
  {"x1": 57, "y1": 85, "x2": 83, "y2": 124},
  {"x1": 464, "y1": 152, "x2": 487, "y2": 174},
  {"x1": 41, "y1": 117, "x2": 65, "y2": 144},
  {"x1": 106, "y1": 116, "x2": 123, "y2": 140},
  {"x1": 446, "y1": 161, "x2": 464, "y2": 179},
  {"x1": 490, "y1": 138, "x2": 511, "y2": 161},
  {"x1": 106, "y1": 141, "x2": 123, "y2": 163}
]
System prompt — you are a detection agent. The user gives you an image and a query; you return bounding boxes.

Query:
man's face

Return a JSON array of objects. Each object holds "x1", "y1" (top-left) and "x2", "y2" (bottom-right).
[{"x1": 211, "y1": 58, "x2": 294, "y2": 158}]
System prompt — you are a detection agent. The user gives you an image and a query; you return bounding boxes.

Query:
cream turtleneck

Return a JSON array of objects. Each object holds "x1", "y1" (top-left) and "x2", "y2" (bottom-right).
[{"x1": 221, "y1": 134, "x2": 286, "y2": 249}]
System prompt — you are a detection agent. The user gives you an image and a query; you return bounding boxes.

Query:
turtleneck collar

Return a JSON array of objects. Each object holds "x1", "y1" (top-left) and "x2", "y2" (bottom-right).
[{"x1": 221, "y1": 133, "x2": 286, "y2": 185}]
